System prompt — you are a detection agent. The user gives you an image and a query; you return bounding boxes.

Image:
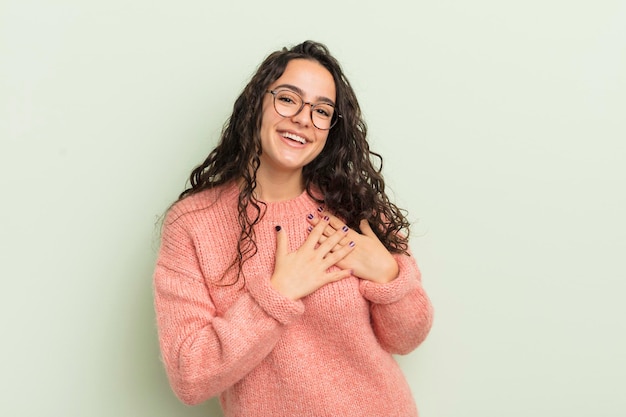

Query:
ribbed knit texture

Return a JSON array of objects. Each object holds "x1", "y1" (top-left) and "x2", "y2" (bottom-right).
[{"x1": 153, "y1": 182, "x2": 434, "y2": 417}]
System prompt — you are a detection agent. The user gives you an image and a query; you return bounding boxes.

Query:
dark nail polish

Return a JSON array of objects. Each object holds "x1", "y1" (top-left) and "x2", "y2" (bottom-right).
[
  {"x1": 307, "y1": 226, "x2": 313, "y2": 233},
  {"x1": 307, "y1": 213, "x2": 314, "y2": 220},
  {"x1": 342, "y1": 225, "x2": 349, "y2": 232},
  {"x1": 317, "y1": 206, "x2": 324, "y2": 212},
  {"x1": 323, "y1": 215, "x2": 329, "y2": 221},
  {"x1": 275, "y1": 225, "x2": 281, "y2": 232},
  {"x1": 349, "y1": 241, "x2": 355, "y2": 247}
]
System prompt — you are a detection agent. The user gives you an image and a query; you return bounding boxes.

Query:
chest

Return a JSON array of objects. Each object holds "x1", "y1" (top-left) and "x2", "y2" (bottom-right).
[
  {"x1": 190, "y1": 211, "x2": 371, "y2": 325},
  {"x1": 194, "y1": 232, "x2": 370, "y2": 326}
]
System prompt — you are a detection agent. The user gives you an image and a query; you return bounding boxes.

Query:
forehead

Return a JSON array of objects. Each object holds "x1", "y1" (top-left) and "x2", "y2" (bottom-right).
[{"x1": 271, "y1": 59, "x2": 336, "y2": 101}]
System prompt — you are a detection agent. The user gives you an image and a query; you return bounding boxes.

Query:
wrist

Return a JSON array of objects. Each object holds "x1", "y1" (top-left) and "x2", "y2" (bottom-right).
[
  {"x1": 270, "y1": 275, "x2": 300, "y2": 301},
  {"x1": 375, "y1": 257, "x2": 399, "y2": 284}
]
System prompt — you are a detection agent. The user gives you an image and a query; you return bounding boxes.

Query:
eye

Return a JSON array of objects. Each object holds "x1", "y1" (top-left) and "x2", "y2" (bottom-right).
[
  {"x1": 314, "y1": 104, "x2": 333, "y2": 119},
  {"x1": 276, "y1": 91, "x2": 300, "y2": 106}
]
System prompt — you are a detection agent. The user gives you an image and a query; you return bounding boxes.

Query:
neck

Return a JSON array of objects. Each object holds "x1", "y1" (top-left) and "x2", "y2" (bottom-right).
[{"x1": 254, "y1": 167, "x2": 305, "y2": 202}]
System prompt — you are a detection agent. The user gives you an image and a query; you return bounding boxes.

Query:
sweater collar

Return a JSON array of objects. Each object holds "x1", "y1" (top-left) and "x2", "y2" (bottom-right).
[{"x1": 223, "y1": 181, "x2": 322, "y2": 222}]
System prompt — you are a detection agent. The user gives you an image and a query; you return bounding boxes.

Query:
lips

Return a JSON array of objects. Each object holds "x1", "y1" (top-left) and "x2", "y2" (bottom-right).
[{"x1": 280, "y1": 131, "x2": 307, "y2": 145}]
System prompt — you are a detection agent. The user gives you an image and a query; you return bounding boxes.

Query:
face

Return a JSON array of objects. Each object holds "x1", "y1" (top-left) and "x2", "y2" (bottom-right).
[{"x1": 258, "y1": 59, "x2": 336, "y2": 178}]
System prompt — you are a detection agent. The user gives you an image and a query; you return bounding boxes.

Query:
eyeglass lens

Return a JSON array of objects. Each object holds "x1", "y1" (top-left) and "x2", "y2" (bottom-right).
[{"x1": 272, "y1": 89, "x2": 336, "y2": 130}]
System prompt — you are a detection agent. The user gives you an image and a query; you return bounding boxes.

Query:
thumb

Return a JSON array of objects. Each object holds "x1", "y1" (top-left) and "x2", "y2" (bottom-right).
[
  {"x1": 359, "y1": 219, "x2": 376, "y2": 237},
  {"x1": 275, "y1": 225, "x2": 288, "y2": 256}
]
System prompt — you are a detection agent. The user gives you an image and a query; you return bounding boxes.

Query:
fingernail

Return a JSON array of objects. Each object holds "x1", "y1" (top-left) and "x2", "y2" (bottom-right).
[
  {"x1": 317, "y1": 206, "x2": 324, "y2": 212},
  {"x1": 342, "y1": 225, "x2": 349, "y2": 232},
  {"x1": 307, "y1": 226, "x2": 313, "y2": 233},
  {"x1": 323, "y1": 215, "x2": 330, "y2": 221},
  {"x1": 307, "y1": 213, "x2": 314, "y2": 220},
  {"x1": 275, "y1": 225, "x2": 281, "y2": 232},
  {"x1": 349, "y1": 241, "x2": 355, "y2": 247}
]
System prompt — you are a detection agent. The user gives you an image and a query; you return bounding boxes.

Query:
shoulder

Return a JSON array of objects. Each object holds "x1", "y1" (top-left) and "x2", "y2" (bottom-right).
[
  {"x1": 158, "y1": 183, "x2": 241, "y2": 282},
  {"x1": 158, "y1": 182, "x2": 240, "y2": 259},
  {"x1": 165, "y1": 182, "x2": 239, "y2": 227}
]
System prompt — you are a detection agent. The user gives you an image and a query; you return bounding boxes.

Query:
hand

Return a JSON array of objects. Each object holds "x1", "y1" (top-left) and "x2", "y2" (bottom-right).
[
  {"x1": 270, "y1": 217, "x2": 356, "y2": 301},
  {"x1": 306, "y1": 211, "x2": 399, "y2": 284}
]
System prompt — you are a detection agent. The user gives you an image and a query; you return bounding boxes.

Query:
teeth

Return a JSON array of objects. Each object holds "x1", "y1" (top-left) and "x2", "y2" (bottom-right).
[{"x1": 282, "y1": 132, "x2": 306, "y2": 144}]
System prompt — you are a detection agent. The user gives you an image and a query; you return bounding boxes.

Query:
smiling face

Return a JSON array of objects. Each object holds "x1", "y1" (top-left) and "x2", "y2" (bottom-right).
[{"x1": 258, "y1": 58, "x2": 336, "y2": 181}]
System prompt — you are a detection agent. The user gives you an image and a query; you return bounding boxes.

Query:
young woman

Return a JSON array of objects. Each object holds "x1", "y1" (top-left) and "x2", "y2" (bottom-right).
[{"x1": 154, "y1": 40, "x2": 434, "y2": 417}]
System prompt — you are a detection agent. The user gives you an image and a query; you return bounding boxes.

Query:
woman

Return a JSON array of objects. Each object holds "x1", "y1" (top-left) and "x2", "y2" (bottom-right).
[{"x1": 154, "y1": 40, "x2": 433, "y2": 417}]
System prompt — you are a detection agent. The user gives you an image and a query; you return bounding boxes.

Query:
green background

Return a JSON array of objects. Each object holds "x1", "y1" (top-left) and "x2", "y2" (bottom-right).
[{"x1": 2, "y1": 1, "x2": 625, "y2": 416}]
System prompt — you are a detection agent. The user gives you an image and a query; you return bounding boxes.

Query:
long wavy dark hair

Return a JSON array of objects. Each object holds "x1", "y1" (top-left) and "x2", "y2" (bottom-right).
[{"x1": 177, "y1": 40, "x2": 410, "y2": 280}]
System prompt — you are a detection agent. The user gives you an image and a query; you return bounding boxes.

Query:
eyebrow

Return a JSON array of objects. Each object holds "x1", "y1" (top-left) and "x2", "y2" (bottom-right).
[{"x1": 272, "y1": 83, "x2": 336, "y2": 106}]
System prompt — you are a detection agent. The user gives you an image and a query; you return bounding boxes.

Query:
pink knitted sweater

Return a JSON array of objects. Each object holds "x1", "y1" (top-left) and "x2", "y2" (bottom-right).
[{"x1": 153, "y1": 182, "x2": 434, "y2": 417}]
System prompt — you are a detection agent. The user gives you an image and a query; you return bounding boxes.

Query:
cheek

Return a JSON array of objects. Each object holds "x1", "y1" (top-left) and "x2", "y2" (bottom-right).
[
  {"x1": 260, "y1": 105, "x2": 271, "y2": 129},
  {"x1": 312, "y1": 135, "x2": 330, "y2": 158},
  {"x1": 316, "y1": 132, "x2": 330, "y2": 148},
  {"x1": 260, "y1": 100, "x2": 278, "y2": 129}
]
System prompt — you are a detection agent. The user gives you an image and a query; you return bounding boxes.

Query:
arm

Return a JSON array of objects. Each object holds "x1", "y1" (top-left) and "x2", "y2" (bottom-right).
[
  {"x1": 153, "y1": 210, "x2": 303, "y2": 405},
  {"x1": 359, "y1": 252, "x2": 434, "y2": 354},
  {"x1": 306, "y1": 213, "x2": 434, "y2": 354}
]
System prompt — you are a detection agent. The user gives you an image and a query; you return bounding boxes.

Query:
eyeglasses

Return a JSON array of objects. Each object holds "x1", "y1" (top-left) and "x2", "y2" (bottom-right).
[{"x1": 267, "y1": 89, "x2": 341, "y2": 130}]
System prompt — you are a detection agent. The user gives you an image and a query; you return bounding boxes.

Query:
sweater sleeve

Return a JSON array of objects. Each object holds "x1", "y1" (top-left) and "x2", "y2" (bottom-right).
[
  {"x1": 153, "y1": 210, "x2": 304, "y2": 405},
  {"x1": 359, "y1": 252, "x2": 434, "y2": 355}
]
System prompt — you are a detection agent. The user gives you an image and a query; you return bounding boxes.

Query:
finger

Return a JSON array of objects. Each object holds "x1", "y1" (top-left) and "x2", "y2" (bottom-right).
[
  {"x1": 321, "y1": 211, "x2": 368, "y2": 241},
  {"x1": 309, "y1": 213, "x2": 351, "y2": 249},
  {"x1": 322, "y1": 224, "x2": 338, "y2": 238},
  {"x1": 320, "y1": 229, "x2": 352, "y2": 251},
  {"x1": 275, "y1": 225, "x2": 288, "y2": 256},
  {"x1": 317, "y1": 225, "x2": 349, "y2": 256},
  {"x1": 317, "y1": 234, "x2": 344, "y2": 254},
  {"x1": 306, "y1": 212, "x2": 321, "y2": 227},
  {"x1": 324, "y1": 268, "x2": 353, "y2": 284},
  {"x1": 332, "y1": 236, "x2": 352, "y2": 250},
  {"x1": 301, "y1": 215, "x2": 330, "y2": 250},
  {"x1": 323, "y1": 239, "x2": 356, "y2": 267},
  {"x1": 306, "y1": 225, "x2": 345, "y2": 251},
  {"x1": 307, "y1": 213, "x2": 337, "y2": 238},
  {"x1": 319, "y1": 211, "x2": 348, "y2": 232},
  {"x1": 359, "y1": 219, "x2": 376, "y2": 237}
]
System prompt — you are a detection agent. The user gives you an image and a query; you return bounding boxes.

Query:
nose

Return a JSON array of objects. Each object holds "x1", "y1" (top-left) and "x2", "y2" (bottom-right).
[{"x1": 290, "y1": 103, "x2": 313, "y2": 127}]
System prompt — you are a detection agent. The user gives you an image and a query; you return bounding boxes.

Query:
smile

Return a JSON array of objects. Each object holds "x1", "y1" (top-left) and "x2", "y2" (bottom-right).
[{"x1": 281, "y1": 131, "x2": 307, "y2": 145}]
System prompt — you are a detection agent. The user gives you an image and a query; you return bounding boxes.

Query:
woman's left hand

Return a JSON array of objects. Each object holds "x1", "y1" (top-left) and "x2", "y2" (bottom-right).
[{"x1": 307, "y1": 211, "x2": 399, "y2": 284}]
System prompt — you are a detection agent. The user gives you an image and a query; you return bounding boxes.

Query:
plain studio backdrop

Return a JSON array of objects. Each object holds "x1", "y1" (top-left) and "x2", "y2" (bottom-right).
[{"x1": 1, "y1": 1, "x2": 625, "y2": 416}]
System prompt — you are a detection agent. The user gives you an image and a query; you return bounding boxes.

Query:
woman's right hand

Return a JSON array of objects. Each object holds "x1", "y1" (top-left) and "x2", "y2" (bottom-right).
[{"x1": 270, "y1": 216, "x2": 355, "y2": 301}]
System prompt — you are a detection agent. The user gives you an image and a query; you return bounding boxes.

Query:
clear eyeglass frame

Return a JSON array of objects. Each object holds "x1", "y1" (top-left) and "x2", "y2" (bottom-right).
[{"x1": 267, "y1": 89, "x2": 341, "y2": 130}]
